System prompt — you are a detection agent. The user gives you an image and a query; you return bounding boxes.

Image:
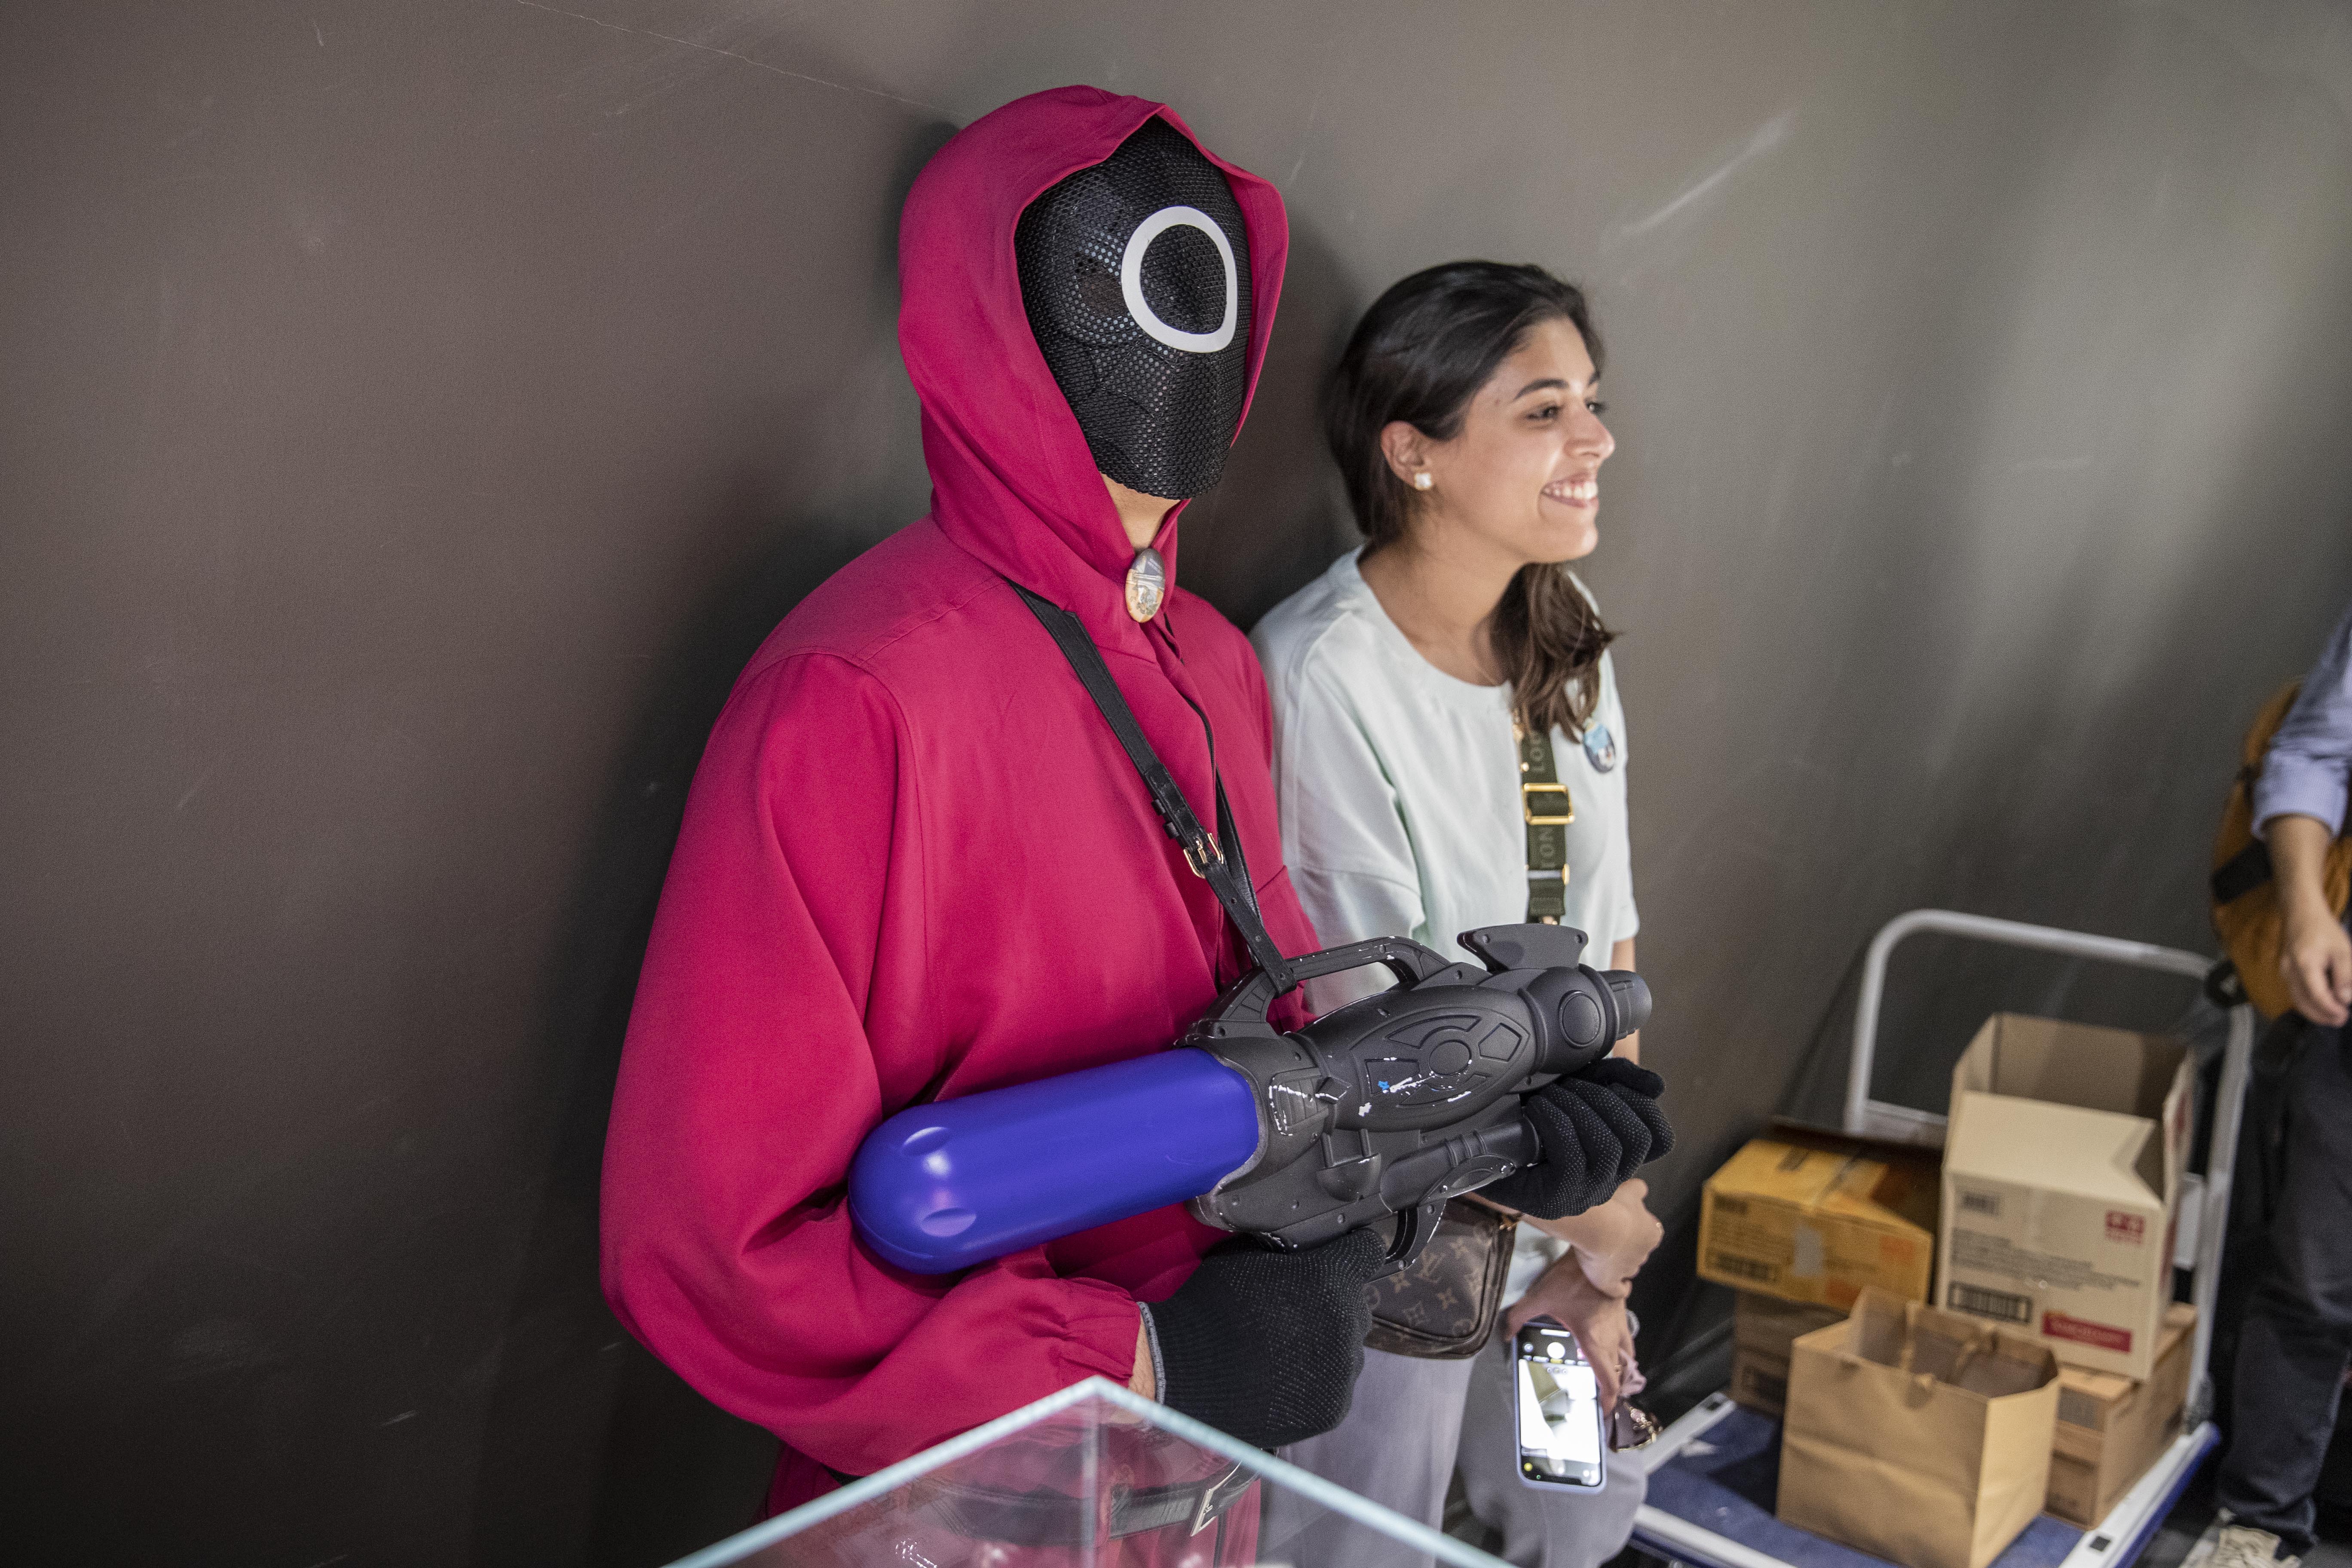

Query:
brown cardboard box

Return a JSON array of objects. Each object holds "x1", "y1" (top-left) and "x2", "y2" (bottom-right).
[
  {"x1": 1698, "y1": 1133, "x2": 1938, "y2": 1309},
  {"x1": 1730, "y1": 1347, "x2": 1793, "y2": 1420},
  {"x1": 2046, "y1": 1304, "x2": 2196, "y2": 1526},
  {"x1": 1938, "y1": 1014, "x2": 2193, "y2": 1380},
  {"x1": 1779, "y1": 1289, "x2": 2061, "y2": 1568},
  {"x1": 1730, "y1": 1293, "x2": 1845, "y2": 1419}
]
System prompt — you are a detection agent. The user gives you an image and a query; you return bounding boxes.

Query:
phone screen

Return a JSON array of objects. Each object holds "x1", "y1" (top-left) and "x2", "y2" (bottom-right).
[{"x1": 1514, "y1": 1323, "x2": 1606, "y2": 1488}]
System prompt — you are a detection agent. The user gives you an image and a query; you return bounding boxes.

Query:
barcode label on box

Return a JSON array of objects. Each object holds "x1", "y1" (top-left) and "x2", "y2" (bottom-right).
[
  {"x1": 1960, "y1": 1190, "x2": 2001, "y2": 1217},
  {"x1": 1950, "y1": 1283, "x2": 2034, "y2": 1323},
  {"x1": 1709, "y1": 1252, "x2": 1777, "y2": 1283}
]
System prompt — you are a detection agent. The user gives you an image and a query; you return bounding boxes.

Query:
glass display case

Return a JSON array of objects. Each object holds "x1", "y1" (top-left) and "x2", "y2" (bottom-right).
[{"x1": 665, "y1": 1375, "x2": 1509, "y2": 1568}]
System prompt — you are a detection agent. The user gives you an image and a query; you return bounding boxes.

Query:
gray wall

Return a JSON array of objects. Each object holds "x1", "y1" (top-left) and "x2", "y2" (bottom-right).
[{"x1": 6, "y1": 2, "x2": 2351, "y2": 1563}]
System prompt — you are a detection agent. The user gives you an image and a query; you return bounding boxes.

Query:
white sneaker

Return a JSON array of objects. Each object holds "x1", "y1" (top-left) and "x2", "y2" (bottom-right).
[{"x1": 2208, "y1": 1524, "x2": 2300, "y2": 1568}]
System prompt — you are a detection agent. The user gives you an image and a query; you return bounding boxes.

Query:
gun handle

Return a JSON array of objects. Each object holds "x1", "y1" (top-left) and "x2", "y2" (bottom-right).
[{"x1": 1196, "y1": 935, "x2": 1456, "y2": 1029}]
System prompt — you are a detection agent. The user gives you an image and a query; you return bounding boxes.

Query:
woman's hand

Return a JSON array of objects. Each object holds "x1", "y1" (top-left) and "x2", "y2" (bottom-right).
[
  {"x1": 1517, "y1": 1178, "x2": 1659, "y2": 1295},
  {"x1": 1580, "y1": 1180, "x2": 1663, "y2": 1295},
  {"x1": 1507, "y1": 1258, "x2": 1636, "y2": 1413}
]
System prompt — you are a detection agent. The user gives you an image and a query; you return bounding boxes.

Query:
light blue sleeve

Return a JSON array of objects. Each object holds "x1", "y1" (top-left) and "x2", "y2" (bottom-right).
[
  {"x1": 1256, "y1": 643, "x2": 1430, "y2": 1013},
  {"x1": 1290, "y1": 866, "x2": 1429, "y2": 1015},
  {"x1": 2254, "y1": 598, "x2": 2352, "y2": 838}
]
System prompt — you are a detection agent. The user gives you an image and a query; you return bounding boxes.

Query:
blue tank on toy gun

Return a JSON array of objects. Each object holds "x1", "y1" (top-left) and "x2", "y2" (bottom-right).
[{"x1": 848, "y1": 923, "x2": 1650, "y2": 1276}]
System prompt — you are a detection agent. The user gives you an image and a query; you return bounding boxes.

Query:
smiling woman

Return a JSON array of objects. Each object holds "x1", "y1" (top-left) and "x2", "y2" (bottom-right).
[
  {"x1": 1251, "y1": 261, "x2": 1664, "y2": 1568},
  {"x1": 1325, "y1": 263, "x2": 1620, "y2": 735}
]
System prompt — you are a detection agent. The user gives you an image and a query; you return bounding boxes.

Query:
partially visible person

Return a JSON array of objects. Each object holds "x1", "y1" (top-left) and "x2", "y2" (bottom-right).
[
  {"x1": 1253, "y1": 260, "x2": 1669, "y2": 1568},
  {"x1": 2213, "y1": 599, "x2": 2352, "y2": 1568}
]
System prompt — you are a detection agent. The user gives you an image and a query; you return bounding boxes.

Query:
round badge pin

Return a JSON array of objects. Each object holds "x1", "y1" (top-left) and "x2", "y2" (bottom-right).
[
  {"x1": 1124, "y1": 547, "x2": 1167, "y2": 622},
  {"x1": 1582, "y1": 721, "x2": 1618, "y2": 773}
]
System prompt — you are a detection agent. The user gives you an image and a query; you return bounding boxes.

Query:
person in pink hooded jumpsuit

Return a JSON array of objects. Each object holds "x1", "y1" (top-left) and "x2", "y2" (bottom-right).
[{"x1": 598, "y1": 85, "x2": 1389, "y2": 1533}]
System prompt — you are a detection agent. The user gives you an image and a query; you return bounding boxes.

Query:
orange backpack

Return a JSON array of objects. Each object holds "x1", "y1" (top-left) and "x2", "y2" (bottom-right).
[{"x1": 2210, "y1": 680, "x2": 2352, "y2": 1018}]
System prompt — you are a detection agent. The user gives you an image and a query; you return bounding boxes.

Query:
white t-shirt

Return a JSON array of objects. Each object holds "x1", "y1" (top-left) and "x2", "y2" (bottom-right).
[{"x1": 1251, "y1": 548, "x2": 1637, "y2": 1305}]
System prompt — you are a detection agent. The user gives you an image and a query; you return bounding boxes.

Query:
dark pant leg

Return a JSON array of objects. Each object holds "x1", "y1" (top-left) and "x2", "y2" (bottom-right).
[{"x1": 2217, "y1": 1021, "x2": 2352, "y2": 1551}]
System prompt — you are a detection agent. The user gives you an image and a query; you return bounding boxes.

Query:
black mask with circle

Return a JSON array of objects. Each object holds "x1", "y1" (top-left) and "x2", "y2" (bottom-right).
[{"x1": 1016, "y1": 118, "x2": 1253, "y2": 502}]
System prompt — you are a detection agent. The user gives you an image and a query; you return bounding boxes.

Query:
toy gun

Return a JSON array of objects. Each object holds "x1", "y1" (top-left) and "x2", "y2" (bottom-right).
[{"x1": 849, "y1": 922, "x2": 1649, "y2": 1276}]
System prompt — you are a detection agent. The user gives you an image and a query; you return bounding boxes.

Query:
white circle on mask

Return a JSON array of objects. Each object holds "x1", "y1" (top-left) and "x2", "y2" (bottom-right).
[{"x1": 1120, "y1": 205, "x2": 1238, "y2": 354}]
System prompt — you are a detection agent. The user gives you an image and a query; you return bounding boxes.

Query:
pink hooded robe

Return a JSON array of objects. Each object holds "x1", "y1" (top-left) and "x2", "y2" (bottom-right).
[{"x1": 598, "y1": 87, "x2": 1320, "y2": 1512}]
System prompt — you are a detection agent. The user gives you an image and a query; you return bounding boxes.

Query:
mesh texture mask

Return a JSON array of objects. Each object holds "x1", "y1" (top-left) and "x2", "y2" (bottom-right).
[{"x1": 1016, "y1": 117, "x2": 1253, "y2": 502}]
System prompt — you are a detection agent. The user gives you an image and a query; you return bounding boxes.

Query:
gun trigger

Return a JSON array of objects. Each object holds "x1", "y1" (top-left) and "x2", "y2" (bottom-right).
[{"x1": 1382, "y1": 1198, "x2": 1449, "y2": 1273}]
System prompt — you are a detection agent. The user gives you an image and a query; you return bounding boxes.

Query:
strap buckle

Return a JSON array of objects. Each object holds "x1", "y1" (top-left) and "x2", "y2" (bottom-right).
[
  {"x1": 1181, "y1": 832, "x2": 1222, "y2": 879},
  {"x1": 1189, "y1": 1462, "x2": 1254, "y2": 1536},
  {"x1": 1522, "y1": 781, "x2": 1574, "y2": 825},
  {"x1": 1008, "y1": 579, "x2": 1285, "y2": 980}
]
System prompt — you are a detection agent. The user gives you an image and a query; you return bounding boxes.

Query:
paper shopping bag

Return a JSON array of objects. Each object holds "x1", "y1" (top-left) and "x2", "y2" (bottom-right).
[{"x1": 1777, "y1": 1287, "x2": 2059, "y2": 1568}]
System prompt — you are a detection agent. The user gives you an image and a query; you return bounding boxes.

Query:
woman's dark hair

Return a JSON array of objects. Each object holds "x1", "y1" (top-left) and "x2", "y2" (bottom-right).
[{"x1": 1325, "y1": 260, "x2": 1617, "y2": 737}]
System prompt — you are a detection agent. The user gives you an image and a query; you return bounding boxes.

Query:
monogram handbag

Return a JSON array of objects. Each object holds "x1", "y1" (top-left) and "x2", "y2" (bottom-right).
[{"x1": 1362, "y1": 1199, "x2": 1517, "y2": 1359}]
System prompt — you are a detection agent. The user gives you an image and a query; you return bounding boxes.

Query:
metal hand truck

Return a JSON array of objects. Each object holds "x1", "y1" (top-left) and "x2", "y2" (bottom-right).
[{"x1": 1629, "y1": 910, "x2": 2256, "y2": 1568}]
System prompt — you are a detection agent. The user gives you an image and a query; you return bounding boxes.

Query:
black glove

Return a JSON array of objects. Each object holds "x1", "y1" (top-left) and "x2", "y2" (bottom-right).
[
  {"x1": 1482, "y1": 1057, "x2": 1674, "y2": 1221},
  {"x1": 1146, "y1": 1228, "x2": 1387, "y2": 1449}
]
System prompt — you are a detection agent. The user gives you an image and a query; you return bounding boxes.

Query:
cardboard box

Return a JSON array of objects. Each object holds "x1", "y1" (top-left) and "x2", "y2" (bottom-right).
[
  {"x1": 1698, "y1": 1133, "x2": 1938, "y2": 1309},
  {"x1": 2046, "y1": 1304, "x2": 2196, "y2": 1525},
  {"x1": 1730, "y1": 1347, "x2": 1793, "y2": 1420},
  {"x1": 1779, "y1": 1289, "x2": 2060, "y2": 1568},
  {"x1": 1938, "y1": 1014, "x2": 2193, "y2": 1380},
  {"x1": 1729, "y1": 1292, "x2": 1845, "y2": 1419}
]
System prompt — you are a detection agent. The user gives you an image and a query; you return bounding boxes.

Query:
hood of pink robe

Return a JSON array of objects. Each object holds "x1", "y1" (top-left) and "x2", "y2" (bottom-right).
[{"x1": 897, "y1": 83, "x2": 1288, "y2": 649}]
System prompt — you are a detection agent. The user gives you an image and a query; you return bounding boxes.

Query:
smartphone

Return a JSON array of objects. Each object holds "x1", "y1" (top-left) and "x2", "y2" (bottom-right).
[{"x1": 1514, "y1": 1320, "x2": 1607, "y2": 1488}]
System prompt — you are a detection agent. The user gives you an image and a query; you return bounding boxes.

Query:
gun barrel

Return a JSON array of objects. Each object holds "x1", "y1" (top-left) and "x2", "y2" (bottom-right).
[
  {"x1": 848, "y1": 1047, "x2": 1262, "y2": 1273},
  {"x1": 1603, "y1": 969, "x2": 1651, "y2": 1038}
]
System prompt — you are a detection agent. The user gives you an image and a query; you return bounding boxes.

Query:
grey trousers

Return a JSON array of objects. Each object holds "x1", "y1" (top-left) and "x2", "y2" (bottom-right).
[
  {"x1": 2216, "y1": 1018, "x2": 2352, "y2": 1553},
  {"x1": 1267, "y1": 1332, "x2": 1645, "y2": 1568}
]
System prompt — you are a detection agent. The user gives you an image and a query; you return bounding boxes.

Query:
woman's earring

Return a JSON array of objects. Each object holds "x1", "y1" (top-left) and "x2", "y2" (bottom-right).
[{"x1": 1413, "y1": 471, "x2": 1433, "y2": 491}]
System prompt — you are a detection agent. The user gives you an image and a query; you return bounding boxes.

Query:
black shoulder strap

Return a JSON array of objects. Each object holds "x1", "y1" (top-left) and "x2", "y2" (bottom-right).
[{"x1": 1010, "y1": 582, "x2": 1291, "y2": 984}]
